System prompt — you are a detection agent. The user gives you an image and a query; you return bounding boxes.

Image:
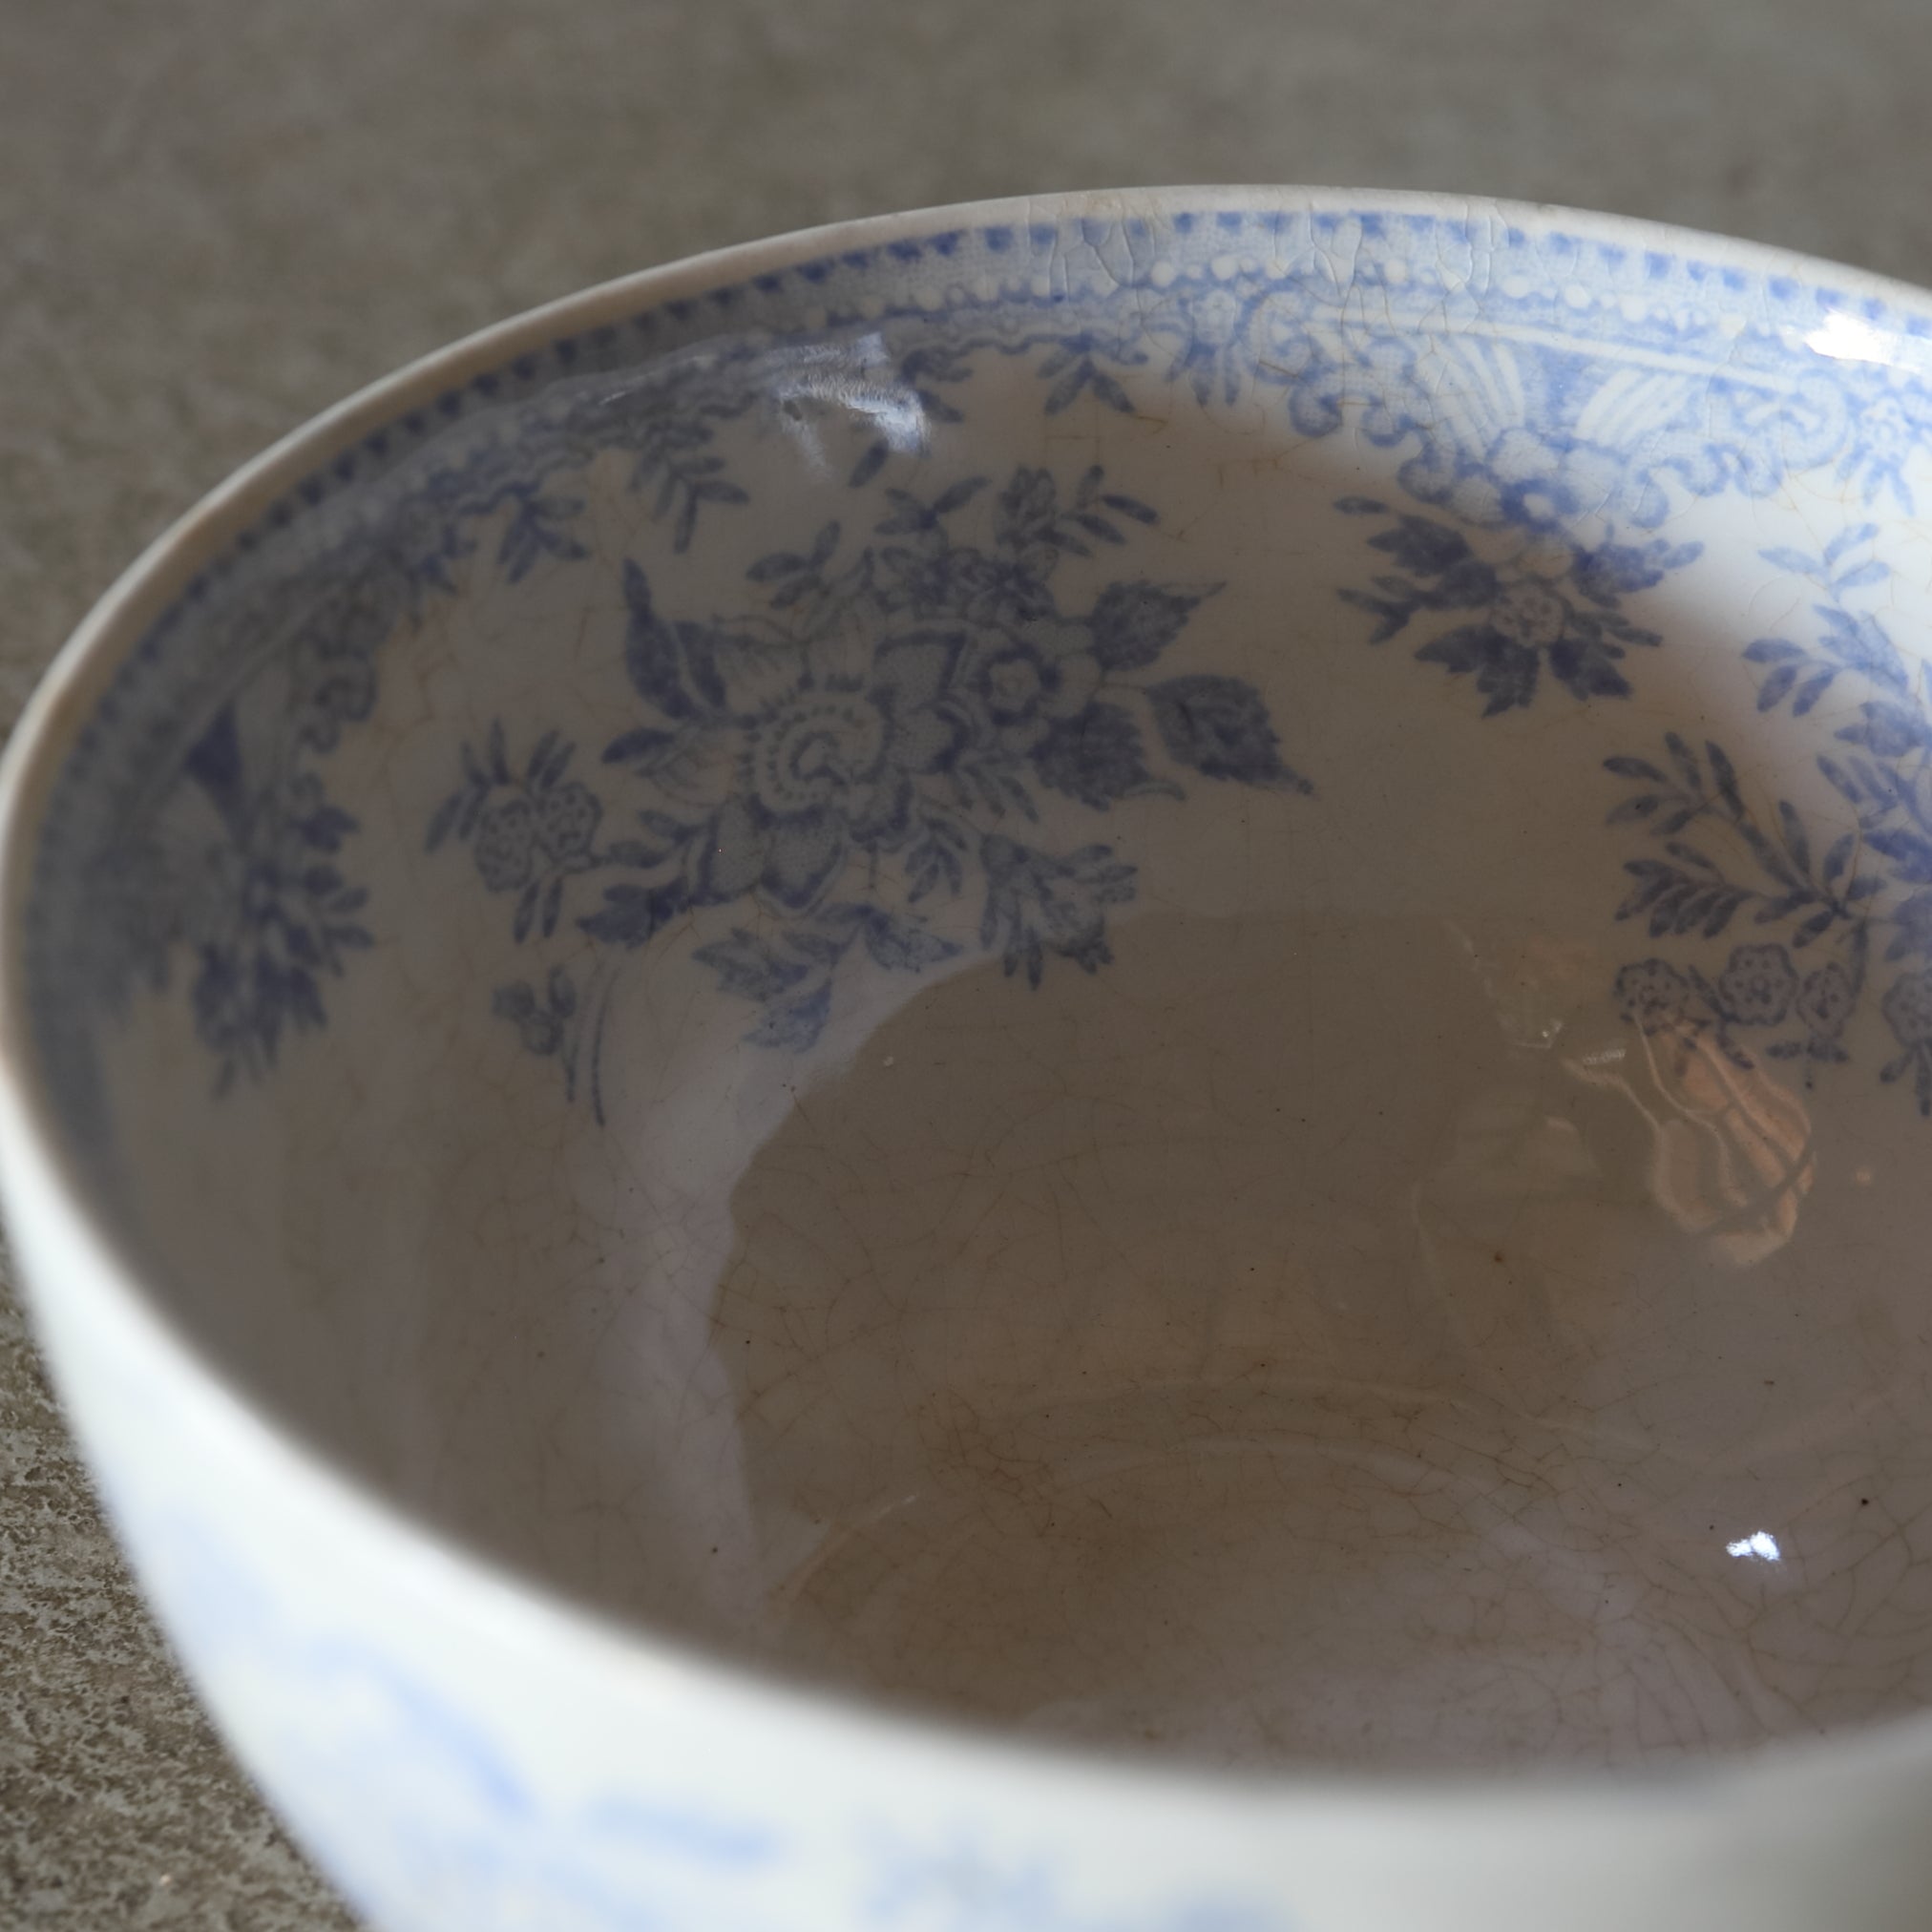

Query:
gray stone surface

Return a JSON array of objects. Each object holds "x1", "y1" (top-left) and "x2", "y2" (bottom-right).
[{"x1": 4, "y1": 0, "x2": 1931, "y2": 1922}]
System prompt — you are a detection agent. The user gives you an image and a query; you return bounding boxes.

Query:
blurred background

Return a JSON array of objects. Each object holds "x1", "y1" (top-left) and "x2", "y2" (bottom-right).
[{"x1": 3, "y1": 0, "x2": 1929, "y2": 1922}]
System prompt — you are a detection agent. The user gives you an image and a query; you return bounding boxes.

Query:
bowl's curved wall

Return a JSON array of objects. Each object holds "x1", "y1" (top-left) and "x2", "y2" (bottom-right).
[{"x1": 11, "y1": 189, "x2": 1932, "y2": 1925}]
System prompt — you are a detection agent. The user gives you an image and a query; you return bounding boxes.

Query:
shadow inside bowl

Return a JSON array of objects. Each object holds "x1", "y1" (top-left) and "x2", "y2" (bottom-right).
[
  {"x1": 703, "y1": 900, "x2": 1923, "y2": 1771},
  {"x1": 40, "y1": 264, "x2": 1932, "y2": 1778}
]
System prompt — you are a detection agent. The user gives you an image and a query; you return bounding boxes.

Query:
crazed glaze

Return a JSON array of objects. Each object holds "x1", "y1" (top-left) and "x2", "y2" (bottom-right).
[{"x1": 11, "y1": 190, "x2": 1932, "y2": 1929}]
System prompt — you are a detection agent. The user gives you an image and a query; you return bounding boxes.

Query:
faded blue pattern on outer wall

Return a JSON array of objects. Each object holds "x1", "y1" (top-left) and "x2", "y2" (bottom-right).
[{"x1": 149, "y1": 1511, "x2": 1293, "y2": 1932}]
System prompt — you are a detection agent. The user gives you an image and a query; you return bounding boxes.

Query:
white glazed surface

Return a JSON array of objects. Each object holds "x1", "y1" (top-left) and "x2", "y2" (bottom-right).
[{"x1": 10, "y1": 188, "x2": 1932, "y2": 1928}]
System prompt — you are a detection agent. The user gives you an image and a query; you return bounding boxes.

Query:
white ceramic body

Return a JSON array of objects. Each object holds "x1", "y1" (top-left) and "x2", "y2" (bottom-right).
[
  {"x1": 10, "y1": 189, "x2": 1932, "y2": 1930},
  {"x1": 19, "y1": 1163, "x2": 1932, "y2": 1932}
]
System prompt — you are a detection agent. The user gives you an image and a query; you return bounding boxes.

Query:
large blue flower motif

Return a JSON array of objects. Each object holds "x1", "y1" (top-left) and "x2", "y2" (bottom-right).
[{"x1": 669, "y1": 621, "x2": 966, "y2": 913}]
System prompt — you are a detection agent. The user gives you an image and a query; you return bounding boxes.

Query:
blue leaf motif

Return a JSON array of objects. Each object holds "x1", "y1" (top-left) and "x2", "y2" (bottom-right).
[
  {"x1": 182, "y1": 704, "x2": 247, "y2": 826},
  {"x1": 1145, "y1": 676, "x2": 1308, "y2": 789},
  {"x1": 1839, "y1": 701, "x2": 1932, "y2": 759},
  {"x1": 1087, "y1": 580, "x2": 1211, "y2": 670},
  {"x1": 1817, "y1": 607, "x2": 1906, "y2": 689},
  {"x1": 602, "y1": 726, "x2": 682, "y2": 772},
  {"x1": 1888, "y1": 890, "x2": 1932, "y2": 960},
  {"x1": 579, "y1": 878, "x2": 689, "y2": 947},
  {"x1": 691, "y1": 929, "x2": 812, "y2": 1002},
  {"x1": 622, "y1": 561, "x2": 694, "y2": 720},
  {"x1": 1416, "y1": 626, "x2": 1541, "y2": 715},
  {"x1": 1867, "y1": 829, "x2": 1932, "y2": 885},
  {"x1": 1369, "y1": 515, "x2": 1472, "y2": 577},
  {"x1": 979, "y1": 836, "x2": 1138, "y2": 987},
  {"x1": 1823, "y1": 522, "x2": 1880, "y2": 565},
  {"x1": 1032, "y1": 704, "x2": 1166, "y2": 808},
  {"x1": 860, "y1": 910, "x2": 960, "y2": 973},
  {"x1": 747, "y1": 980, "x2": 832, "y2": 1049}
]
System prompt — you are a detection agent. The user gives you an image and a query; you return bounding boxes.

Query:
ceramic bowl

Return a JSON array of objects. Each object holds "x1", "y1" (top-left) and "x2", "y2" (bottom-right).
[{"x1": 10, "y1": 188, "x2": 1932, "y2": 1931}]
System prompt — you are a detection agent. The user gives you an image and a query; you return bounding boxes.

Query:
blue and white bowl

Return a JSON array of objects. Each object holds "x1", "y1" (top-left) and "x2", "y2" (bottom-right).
[{"x1": 8, "y1": 188, "x2": 1932, "y2": 1930}]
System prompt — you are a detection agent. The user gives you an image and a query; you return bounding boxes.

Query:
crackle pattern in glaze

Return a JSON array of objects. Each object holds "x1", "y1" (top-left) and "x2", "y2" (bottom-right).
[{"x1": 16, "y1": 194, "x2": 1932, "y2": 1932}]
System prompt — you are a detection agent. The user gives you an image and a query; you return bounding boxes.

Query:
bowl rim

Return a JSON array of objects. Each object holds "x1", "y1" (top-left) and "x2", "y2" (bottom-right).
[{"x1": 10, "y1": 181, "x2": 1932, "y2": 1803}]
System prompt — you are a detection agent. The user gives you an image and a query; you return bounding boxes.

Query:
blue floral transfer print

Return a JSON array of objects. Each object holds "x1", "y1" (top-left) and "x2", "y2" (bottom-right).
[
  {"x1": 100, "y1": 344, "x2": 775, "y2": 1093},
  {"x1": 49, "y1": 207, "x2": 1932, "y2": 1115},
  {"x1": 113, "y1": 708, "x2": 375, "y2": 1096},
  {"x1": 1334, "y1": 488, "x2": 1702, "y2": 717},
  {"x1": 861, "y1": 1835, "x2": 1289, "y2": 1932},
  {"x1": 429, "y1": 463, "x2": 1303, "y2": 1106},
  {"x1": 1604, "y1": 530, "x2": 1932, "y2": 1112},
  {"x1": 150, "y1": 1513, "x2": 1294, "y2": 1932}
]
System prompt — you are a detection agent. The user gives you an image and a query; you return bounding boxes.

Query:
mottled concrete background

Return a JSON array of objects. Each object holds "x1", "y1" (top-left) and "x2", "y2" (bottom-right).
[{"x1": 4, "y1": 1, "x2": 1930, "y2": 1922}]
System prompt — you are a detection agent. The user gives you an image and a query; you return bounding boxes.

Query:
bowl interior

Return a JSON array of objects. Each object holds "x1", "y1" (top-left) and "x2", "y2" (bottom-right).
[{"x1": 21, "y1": 196, "x2": 1932, "y2": 1774}]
